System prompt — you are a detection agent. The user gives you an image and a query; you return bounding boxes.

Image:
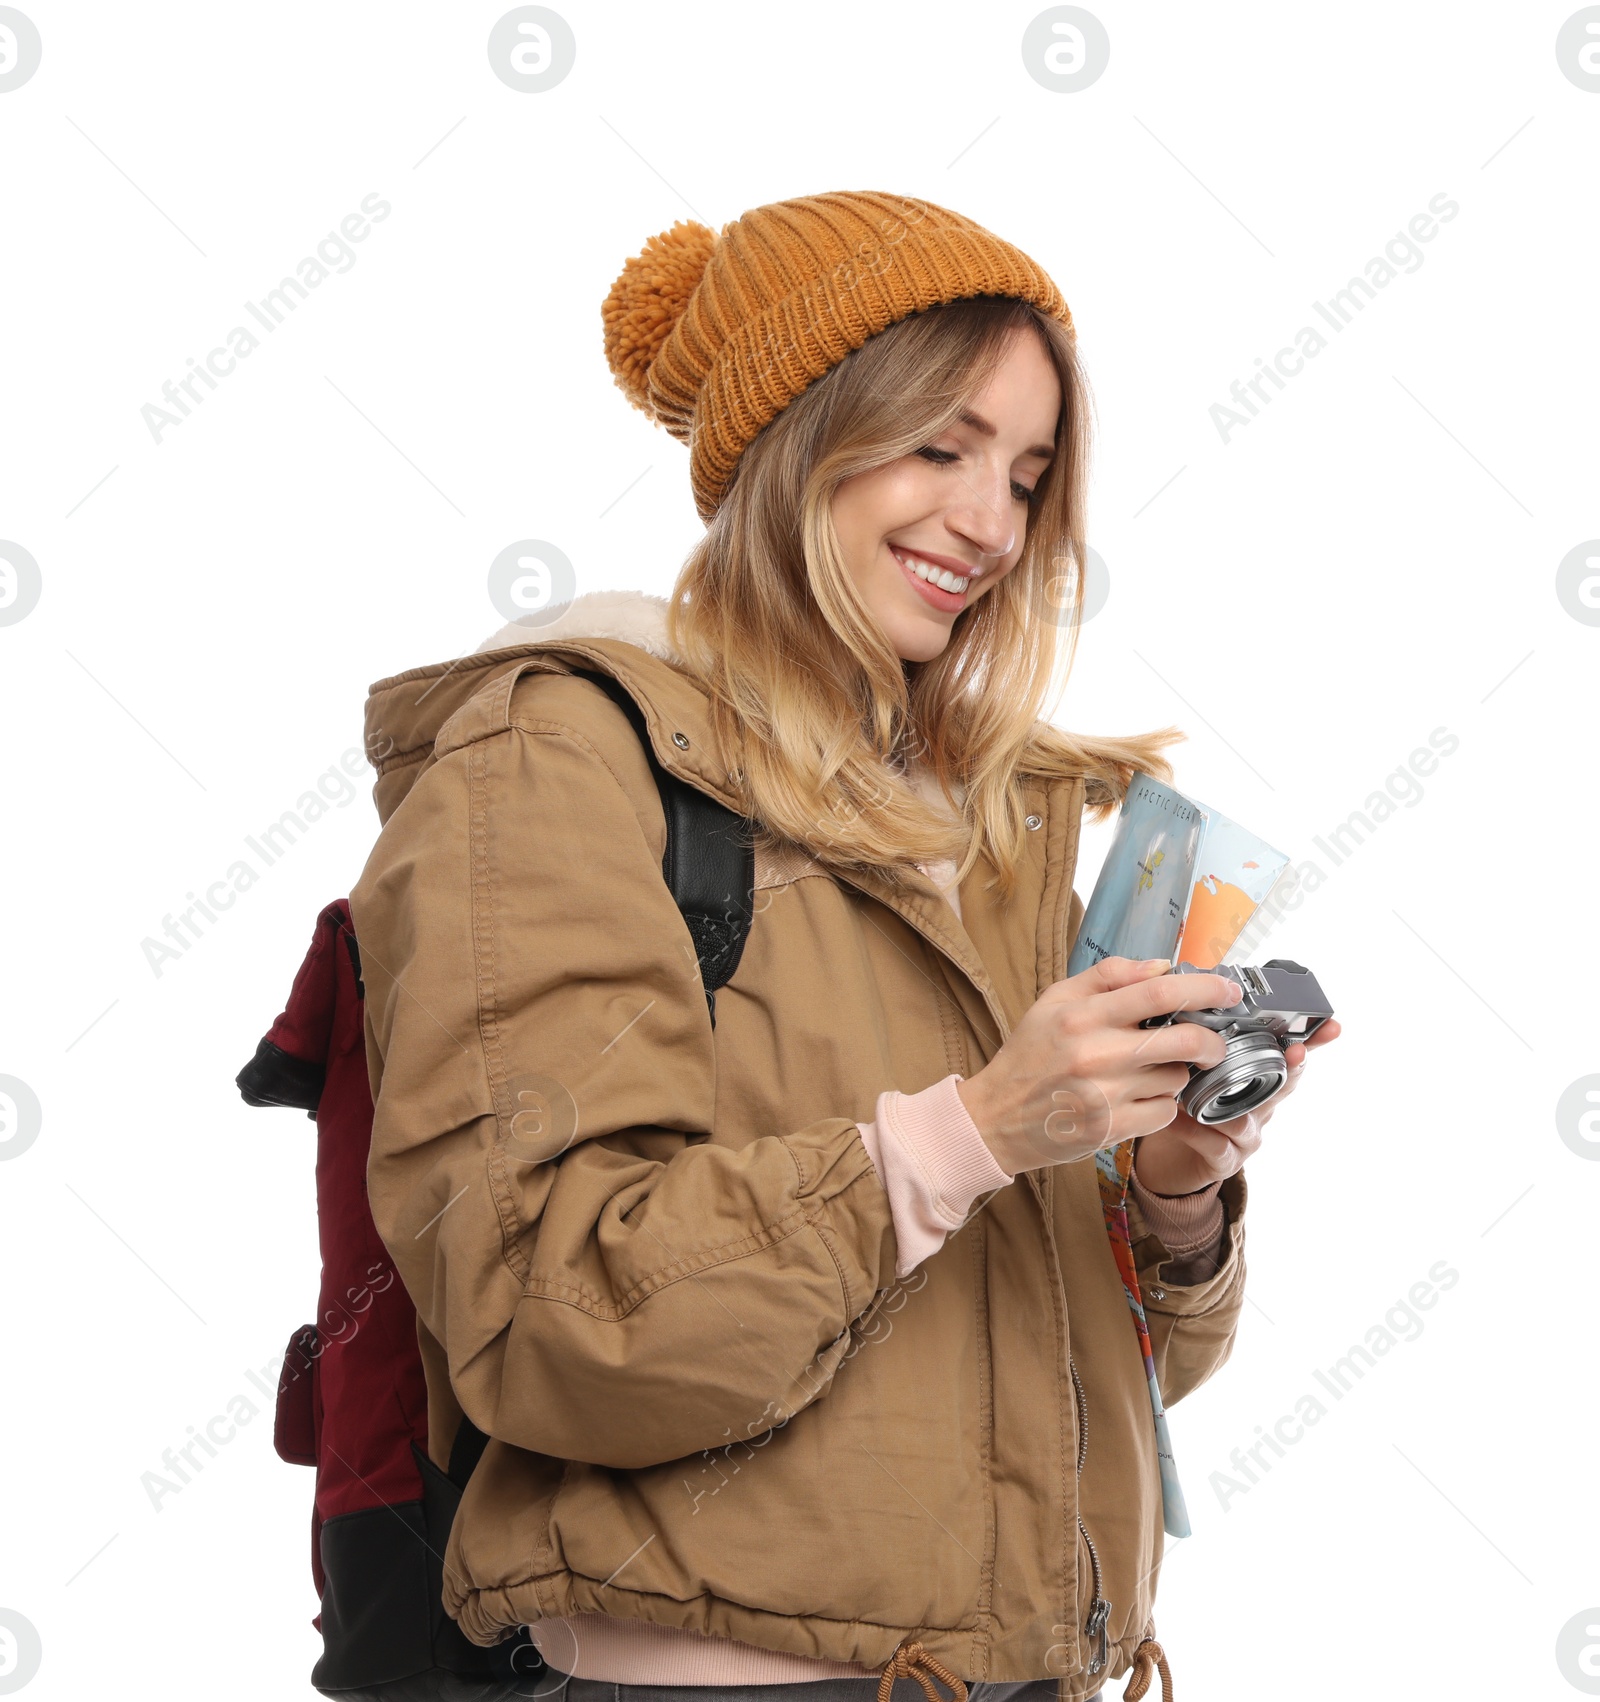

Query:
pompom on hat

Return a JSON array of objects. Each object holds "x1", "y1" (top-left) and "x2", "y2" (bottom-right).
[{"x1": 601, "y1": 190, "x2": 1074, "y2": 523}]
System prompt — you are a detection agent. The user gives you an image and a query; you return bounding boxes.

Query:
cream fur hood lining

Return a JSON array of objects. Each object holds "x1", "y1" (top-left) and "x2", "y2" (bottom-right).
[{"x1": 475, "y1": 589, "x2": 680, "y2": 664}]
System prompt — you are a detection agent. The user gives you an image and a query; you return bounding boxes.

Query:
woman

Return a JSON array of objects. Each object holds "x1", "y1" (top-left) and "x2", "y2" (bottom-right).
[{"x1": 349, "y1": 191, "x2": 1340, "y2": 1702}]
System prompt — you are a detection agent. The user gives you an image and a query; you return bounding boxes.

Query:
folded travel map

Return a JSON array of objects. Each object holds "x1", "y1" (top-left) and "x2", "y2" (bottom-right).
[{"x1": 1067, "y1": 774, "x2": 1292, "y2": 976}]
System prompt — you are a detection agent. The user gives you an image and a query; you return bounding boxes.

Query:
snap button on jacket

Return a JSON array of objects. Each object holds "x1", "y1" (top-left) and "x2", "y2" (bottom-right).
[{"x1": 348, "y1": 633, "x2": 1248, "y2": 1700}]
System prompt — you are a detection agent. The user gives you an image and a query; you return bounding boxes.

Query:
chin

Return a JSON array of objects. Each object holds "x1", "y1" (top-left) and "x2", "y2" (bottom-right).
[{"x1": 890, "y1": 622, "x2": 954, "y2": 664}]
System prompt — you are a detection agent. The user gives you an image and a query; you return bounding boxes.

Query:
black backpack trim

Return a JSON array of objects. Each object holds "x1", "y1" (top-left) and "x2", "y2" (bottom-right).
[
  {"x1": 572, "y1": 667, "x2": 756, "y2": 1028},
  {"x1": 236, "y1": 1037, "x2": 325, "y2": 1116}
]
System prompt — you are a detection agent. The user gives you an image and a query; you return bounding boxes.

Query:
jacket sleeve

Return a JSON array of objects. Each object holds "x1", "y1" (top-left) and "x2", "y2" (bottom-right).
[
  {"x1": 348, "y1": 686, "x2": 899, "y2": 1471},
  {"x1": 1126, "y1": 1169, "x2": 1247, "y2": 1408}
]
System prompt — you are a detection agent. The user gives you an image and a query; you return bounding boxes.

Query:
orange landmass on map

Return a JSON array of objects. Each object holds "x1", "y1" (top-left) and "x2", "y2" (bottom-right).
[{"x1": 1177, "y1": 877, "x2": 1257, "y2": 969}]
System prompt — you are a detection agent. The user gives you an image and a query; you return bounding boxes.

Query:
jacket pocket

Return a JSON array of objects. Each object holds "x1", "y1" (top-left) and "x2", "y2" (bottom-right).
[{"x1": 274, "y1": 1323, "x2": 320, "y2": 1468}]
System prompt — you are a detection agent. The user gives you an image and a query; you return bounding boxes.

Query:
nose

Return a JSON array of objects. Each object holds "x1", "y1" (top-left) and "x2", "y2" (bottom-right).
[{"x1": 945, "y1": 460, "x2": 1018, "y2": 561}]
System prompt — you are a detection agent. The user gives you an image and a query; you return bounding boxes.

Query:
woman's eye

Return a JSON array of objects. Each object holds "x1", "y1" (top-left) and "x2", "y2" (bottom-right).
[{"x1": 916, "y1": 445, "x2": 1038, "y2": 505}]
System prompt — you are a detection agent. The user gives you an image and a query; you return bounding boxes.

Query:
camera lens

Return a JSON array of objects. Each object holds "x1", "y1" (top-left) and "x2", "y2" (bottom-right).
[
  {"x1": 1213, "y1": 1079, "x2": 1265, "y2": 1113},
  {"x1": 1180, "y1": 1032, "x2": 1289, "y2": 1125}
]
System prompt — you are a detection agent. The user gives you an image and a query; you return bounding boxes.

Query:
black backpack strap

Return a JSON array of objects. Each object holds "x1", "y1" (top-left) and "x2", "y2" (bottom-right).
[
  {"x1": 447, "y1": 1413, "x2": 491, "y2": 1489},
  {"x1": 572, "y1": 668, "x2": 755, "y2": 1027}
]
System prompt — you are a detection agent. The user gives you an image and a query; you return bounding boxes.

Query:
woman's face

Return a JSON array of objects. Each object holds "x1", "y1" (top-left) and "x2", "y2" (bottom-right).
[{"x1": 831, "y1": 327, "x2": 1061, "y2": 663}]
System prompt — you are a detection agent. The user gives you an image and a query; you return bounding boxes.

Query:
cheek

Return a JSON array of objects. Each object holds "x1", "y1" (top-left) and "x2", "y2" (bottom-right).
[{"x1": 832, "y1": 465, "x2": 937, "y2": 557}]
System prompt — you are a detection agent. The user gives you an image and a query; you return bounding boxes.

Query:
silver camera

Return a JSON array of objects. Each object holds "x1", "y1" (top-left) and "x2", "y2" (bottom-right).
[{"x1": 1138, "y1": 958, "x2": 1335, "y2": 1125}]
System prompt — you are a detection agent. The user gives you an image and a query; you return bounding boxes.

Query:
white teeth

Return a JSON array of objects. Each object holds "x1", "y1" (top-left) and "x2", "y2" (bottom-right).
[{"x1": 896, "y1": 550, "x2": 974, "y2": 595}]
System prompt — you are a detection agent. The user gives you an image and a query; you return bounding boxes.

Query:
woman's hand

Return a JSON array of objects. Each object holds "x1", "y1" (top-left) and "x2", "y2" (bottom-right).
[
  {"x1": 955, "y1": 955, "x2": 1246, "y2": 1175},
  {"x1": 1131, "y1": 1017, "x2": 1344, "y2": 1196}
]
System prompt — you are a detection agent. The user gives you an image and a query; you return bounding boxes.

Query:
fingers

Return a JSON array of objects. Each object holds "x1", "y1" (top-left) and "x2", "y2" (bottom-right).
[
  {"x1": 1124, "y1": 1020, "x2": 1230, "y2": 1073},
  {"x1": 1127, "y1": 1061, "x2": 1193, "y2": 1102},
  {"x1": 1284, "y1": 1016, "x2": 1342, "y2": 1073},
  {"x1": 1097, "y1": 966, "x2": 1244, "y2": 1029},
  {"x1": 1064, "y1": 955, "x2": 1173, "y2": 998},
  {"x1": 1126, "y1": 1092, "x2": 1183, "y2": 1141}
]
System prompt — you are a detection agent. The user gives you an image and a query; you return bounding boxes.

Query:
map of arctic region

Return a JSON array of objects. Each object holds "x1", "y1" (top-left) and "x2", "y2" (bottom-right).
[
  {"x1": 1067, "y1": 781, "x2": 1202, "y2": 976},
  {"x1": 1068, "y1": 774, "x2": 1289, "y2": 977}
]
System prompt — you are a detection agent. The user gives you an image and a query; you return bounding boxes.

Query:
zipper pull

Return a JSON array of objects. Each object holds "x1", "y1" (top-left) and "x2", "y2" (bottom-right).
[{"x1": 1085, "y1": 1596, "x2": 1111, "y2": 1676}]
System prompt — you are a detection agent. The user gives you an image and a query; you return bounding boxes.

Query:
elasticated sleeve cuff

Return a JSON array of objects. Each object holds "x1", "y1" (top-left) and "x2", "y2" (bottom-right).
[
  {"x1": 1128, "y1": 1166, "x2": 1230, "y2": 1286},
  {"x1": 857, "y1": 1073, "x2": 1013, "y2": 1278}
]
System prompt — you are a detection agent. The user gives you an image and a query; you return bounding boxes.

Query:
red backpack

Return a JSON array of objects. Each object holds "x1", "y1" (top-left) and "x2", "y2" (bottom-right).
[
  {"x1": 236, "y1": 671, "x2": 755, "y2": 1694},
  {"x1": 236, "y1": 896, "x2": 537, "y2": 1693}
]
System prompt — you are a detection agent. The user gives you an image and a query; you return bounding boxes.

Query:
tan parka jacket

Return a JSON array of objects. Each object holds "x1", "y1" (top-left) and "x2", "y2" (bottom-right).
[{"x1": 347, "y1": 595, "x2": 1248, "y2": 1700}]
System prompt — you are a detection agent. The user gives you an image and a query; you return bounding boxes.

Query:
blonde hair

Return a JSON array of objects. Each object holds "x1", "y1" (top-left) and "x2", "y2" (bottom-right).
[{"x1": 664, "y1": 296, "x2": 1184, "y2": 900}]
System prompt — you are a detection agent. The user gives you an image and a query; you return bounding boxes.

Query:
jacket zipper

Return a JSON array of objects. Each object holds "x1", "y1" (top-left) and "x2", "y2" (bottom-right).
[
  {"x1": 1070, "y1": 1354, "x2": 1111, "y2": 1677},
  {"x1": 1071, "y1": 1355, "x2": 1088, "y2": 1472}
]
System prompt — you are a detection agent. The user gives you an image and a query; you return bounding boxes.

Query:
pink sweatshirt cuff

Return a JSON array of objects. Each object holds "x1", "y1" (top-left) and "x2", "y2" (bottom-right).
[
  {"x1": 1127, "y1": 1167, "x2": 1228, "y2": 1284},
  {"x1": 856, "y1": 1073, "x2": 1012, "y2": 1278}
]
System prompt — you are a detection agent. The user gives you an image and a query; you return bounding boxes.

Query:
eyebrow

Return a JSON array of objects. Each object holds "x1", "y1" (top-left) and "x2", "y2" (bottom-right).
[{"x1": 958, "y1": 408, "x2": 1056, "y2": 462}]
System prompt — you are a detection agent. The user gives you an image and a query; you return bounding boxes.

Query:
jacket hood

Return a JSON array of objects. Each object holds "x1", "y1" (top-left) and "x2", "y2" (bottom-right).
[
  {"x1": 362, "y1": 588, "x2": 967, "y2": 830},
  {"x1": 359, "y1": 589, "x2": 725, "y2": 829},
  {"x1": 472, "y1": 588, "x2": 681, "y2": 666}
]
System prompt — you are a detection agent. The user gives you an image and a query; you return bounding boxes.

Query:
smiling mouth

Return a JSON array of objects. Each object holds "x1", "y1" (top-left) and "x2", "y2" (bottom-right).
[
  {"x1": 888, "y1": 546, "x2": 988, "y2": 615},
  {"x1": 890, "y1": 545, "x2": 983, "y2": 594}
]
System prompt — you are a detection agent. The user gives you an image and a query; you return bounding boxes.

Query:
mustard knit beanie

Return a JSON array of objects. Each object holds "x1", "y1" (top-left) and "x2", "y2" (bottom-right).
[{"x1": 600, "y1": 190, "x2": 1075, "y2": 523}]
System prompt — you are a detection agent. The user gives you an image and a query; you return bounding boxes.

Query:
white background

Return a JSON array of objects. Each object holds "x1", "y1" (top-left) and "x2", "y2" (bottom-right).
[{"x1": 2, "y1": 3, "x2": 1596, "y2": 1697}]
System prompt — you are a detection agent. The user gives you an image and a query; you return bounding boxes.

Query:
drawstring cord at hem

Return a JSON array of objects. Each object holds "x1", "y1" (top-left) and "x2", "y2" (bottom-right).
[
  {"x1": 1122, "y1": 1636, "x2": 1173, "y2": 1701},
  {"x1": 877, "y1": 1641, "x2": 969, "y2": 1702},
  {"x1": 876, "y1": 1633, "x2": 1171, "y2": 1702}
]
